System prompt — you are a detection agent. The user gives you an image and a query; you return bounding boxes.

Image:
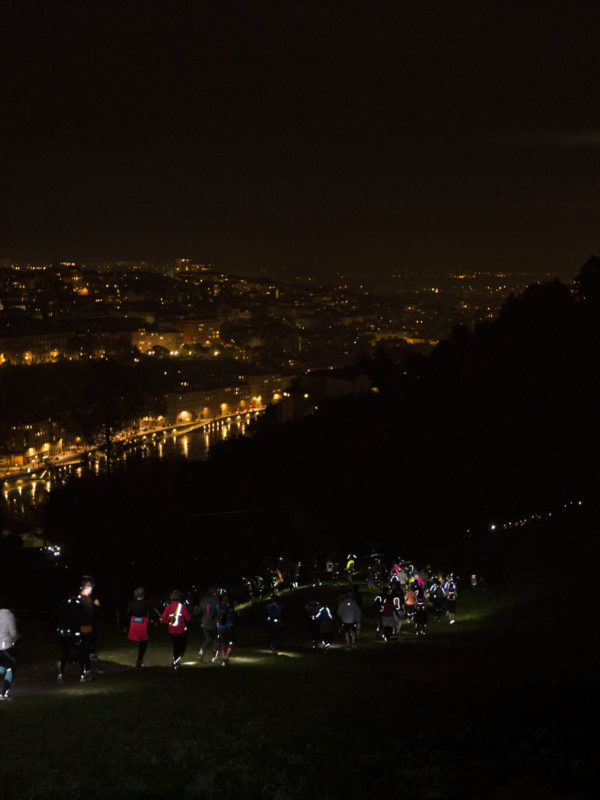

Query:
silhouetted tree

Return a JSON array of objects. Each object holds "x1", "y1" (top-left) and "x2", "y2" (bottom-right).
[
  {"x1": 63, "y1": 360, "x2": 145, "y2": 472},
  {"x1": 574, "y1": 254, "x2": 600, "y2": 302}
]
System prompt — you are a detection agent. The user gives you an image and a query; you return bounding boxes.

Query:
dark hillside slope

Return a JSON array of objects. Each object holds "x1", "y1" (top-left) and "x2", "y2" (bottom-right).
[{"x1": 433, "y1": 502, "x2": 599, "y2": 687}]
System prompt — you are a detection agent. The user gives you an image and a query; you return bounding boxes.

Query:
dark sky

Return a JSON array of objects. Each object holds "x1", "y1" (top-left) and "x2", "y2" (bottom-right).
[{"x1": 2, "y1": 0, "x2": 600, "y2": 281}]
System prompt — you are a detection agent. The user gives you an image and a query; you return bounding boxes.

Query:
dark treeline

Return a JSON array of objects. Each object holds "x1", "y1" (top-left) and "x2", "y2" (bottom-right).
[
  {"x1": 0, "y1": 359, "x2": 150, "y2": 441},
  {"x1": 0, "y1": 355, "x2": 251, "y2": 434},
  {"x1": 4, "y1": 258, "x2": 600, "y2": 607}
]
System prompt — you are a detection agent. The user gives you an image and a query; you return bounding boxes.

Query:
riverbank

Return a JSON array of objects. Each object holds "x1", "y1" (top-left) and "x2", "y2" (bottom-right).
[
  {"x1": 1, "y1": 408, "x2": 265, "y2": 487},
  {"x1": 1, "y1": 409, "x2": 265, "y2": 548}
]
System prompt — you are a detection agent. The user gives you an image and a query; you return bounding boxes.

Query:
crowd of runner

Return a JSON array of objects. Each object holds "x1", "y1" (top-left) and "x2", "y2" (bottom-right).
[{"x1": 0, "y1": 555, "x2": 467, "y2": 699}]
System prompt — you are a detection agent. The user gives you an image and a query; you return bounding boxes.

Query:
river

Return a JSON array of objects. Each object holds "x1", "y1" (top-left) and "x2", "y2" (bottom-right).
[{"x1": 2, "y1": 413, "x2": 256, "y2": 523}]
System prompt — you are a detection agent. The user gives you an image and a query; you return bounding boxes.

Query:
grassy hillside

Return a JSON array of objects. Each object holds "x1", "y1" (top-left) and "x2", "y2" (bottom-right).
[{"x1": 2, "y1": 511, "x2": 596, "y2": 799}]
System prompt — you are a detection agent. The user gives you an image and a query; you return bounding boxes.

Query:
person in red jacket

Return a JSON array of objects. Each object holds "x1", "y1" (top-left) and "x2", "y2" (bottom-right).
[
  {"x1": 161, "y1": 590, "x2": 191, "y2": 669},
  {"x1": 124, "y1": 587, "x2": 154, "y2": 669}
]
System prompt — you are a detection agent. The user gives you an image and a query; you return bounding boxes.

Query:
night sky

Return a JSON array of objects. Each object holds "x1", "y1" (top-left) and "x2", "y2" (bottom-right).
[{"x1": 2, "y1": 0, "x2": 600, "y2": 281}]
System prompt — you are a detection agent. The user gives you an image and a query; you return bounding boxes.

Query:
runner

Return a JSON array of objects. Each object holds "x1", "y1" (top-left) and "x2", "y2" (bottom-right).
[
  {"x1": 266, "y1": 595, "x2": 283, "y2": 654},
  {"x1": 404, "y1": 585, "x2": 417, "y2": 623},
  {"x1": 325, "y1": 559, "x2": 334, "y2": 582},
  {"x1": 337, "y1": 591, "x2": 362, "y2": 650},
  {"x1": 380, "y1": 594, "x2": 396, "y2": 643},
  {"x1": 316, "y1": 602, "x2": 334, "y2": 650},
  {"x1": 345, "y1": 554, "x2": 356, "y2": 584},
  {"x1": 392, "y1": 585, "x2": 405, "y2": 635},
  {"x1": 305, "y1": 598, "x2": 322, "y2": 649},
  {"x1": 430, "y1": 580, "x2": 445, "y2": 622},
  {"x1": 0, "y1": 598, "x2": 18, "y2": 699},
  {"x1": 414, "y1": 590, "x2": 428, "y2": 636},
  {"x1": 56, "y1": 591, "x2": 88, "y2": 682},
  {"x1": 77, "y1": 580, "x2": 96, "y2": 676},
  {"x1": 123, "y1": 587, "x2": 153, "y2": 669},
  {"x1": 80, "y1": 575, "x2": 101, "y2": 663},
  {"x1": 161, "y1": 590, "x2": 191, "y2": 669},
  {"x1": 445, "y1": 580, "x2": 458, "y2": 624},
  {"x1": 215, "y1": 593, "x2": 236, "y2": 666},
  {"x1": 198, "y1": 587, "x2": 218, "y2": 662}
]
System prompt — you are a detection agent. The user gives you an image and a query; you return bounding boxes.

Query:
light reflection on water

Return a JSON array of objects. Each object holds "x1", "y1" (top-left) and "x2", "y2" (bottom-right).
[{"x1": 2, "y1": 420, "x2": 246, "y2": 518}]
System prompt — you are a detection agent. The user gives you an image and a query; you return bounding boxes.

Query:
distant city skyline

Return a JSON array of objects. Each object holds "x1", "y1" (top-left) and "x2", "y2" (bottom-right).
[
  {"x1": 0, "y1": 255, "x2": 555, "y2": 295},
  {"x1": 2, "y1": 2, "x2": 599, "y2": 282}
]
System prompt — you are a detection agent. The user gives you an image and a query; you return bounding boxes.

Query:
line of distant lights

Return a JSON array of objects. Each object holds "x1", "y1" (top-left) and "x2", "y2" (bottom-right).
[{"x1": 488, "y1": 499, "x2": 583, "y2": 532}]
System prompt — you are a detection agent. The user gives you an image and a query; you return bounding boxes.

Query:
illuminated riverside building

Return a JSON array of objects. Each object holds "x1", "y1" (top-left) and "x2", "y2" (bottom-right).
[
  {"x1": 0, "y1": 373, "x2": 288, "y2": 469},
  {"x1": 0, "y1": 420, "x2": 64, "y2": 469},
  {"x1": 163, "y1": 374, "x2": 287, "y2": 424},
  {"x1": 0, "y1": 332, "x2": 69, "y2": 365}
]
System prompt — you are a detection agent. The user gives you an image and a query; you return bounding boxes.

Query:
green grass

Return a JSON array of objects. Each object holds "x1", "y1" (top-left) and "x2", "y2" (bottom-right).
[{"x1": 1, "y1": 582, "x2": 595, "y2": 800}]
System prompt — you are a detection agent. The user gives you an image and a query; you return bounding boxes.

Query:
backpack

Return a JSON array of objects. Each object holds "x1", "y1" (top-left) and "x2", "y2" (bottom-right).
[
  {"x1": 201, "y1": 599, "x2": 218, "y2": 624},
  {"x1": 306, "y1": 600, "x2": 320, "y2": 619},
  {"x1": 382, "y1": 599, "x2": 395, "y2": 617},
  {"x1": 217, "y1": 602, "x2": 233, "y2": 626},
  {"x1": 56, "y1": 597, "x2": 82, "y2": 638}
]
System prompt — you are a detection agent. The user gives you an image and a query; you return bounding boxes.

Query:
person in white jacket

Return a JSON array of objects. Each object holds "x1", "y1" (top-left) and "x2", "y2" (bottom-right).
[
  {"x1": 0, "y1": 600, "x2": 18, "y2": 699},
  {"x1": 337, "y1": 592, "x2": 362, "y2": 650}
]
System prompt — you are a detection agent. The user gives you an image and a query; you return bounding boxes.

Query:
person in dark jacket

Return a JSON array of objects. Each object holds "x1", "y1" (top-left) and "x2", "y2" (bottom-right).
[
  {"x1": 215, "y1": 593, "x2": 236, "y2": 667},
  {"x1": 380, "y1": 594, "x2": 396, "y2": 642},
  {"x1": 430, "y1": 580, "x2": 445, "y2": 622},
  {"x1": 77, "y1": 580, "x2": 97, "y2": 676},
  {"x1": 305, "y1": 598, "x2": 321, "y2": 649},
  {"x1": 56, "y1": 593, "x2": 88, "y2": 682},
  {"x1": 198, "y1": 588, "x2": 218, "y2": 662},
  {"x1": 316, "y1": 602, "x2": 334, "y2": 650},
  {"x1": 414, "y1": 590, "x2": 428, "y2": 636},
  {"x1": 80, "y1": 575, "x2": 101, "y2": 662},
  {"x1": 266, "y1": 595, "x2": 283, "y2": 654}
]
